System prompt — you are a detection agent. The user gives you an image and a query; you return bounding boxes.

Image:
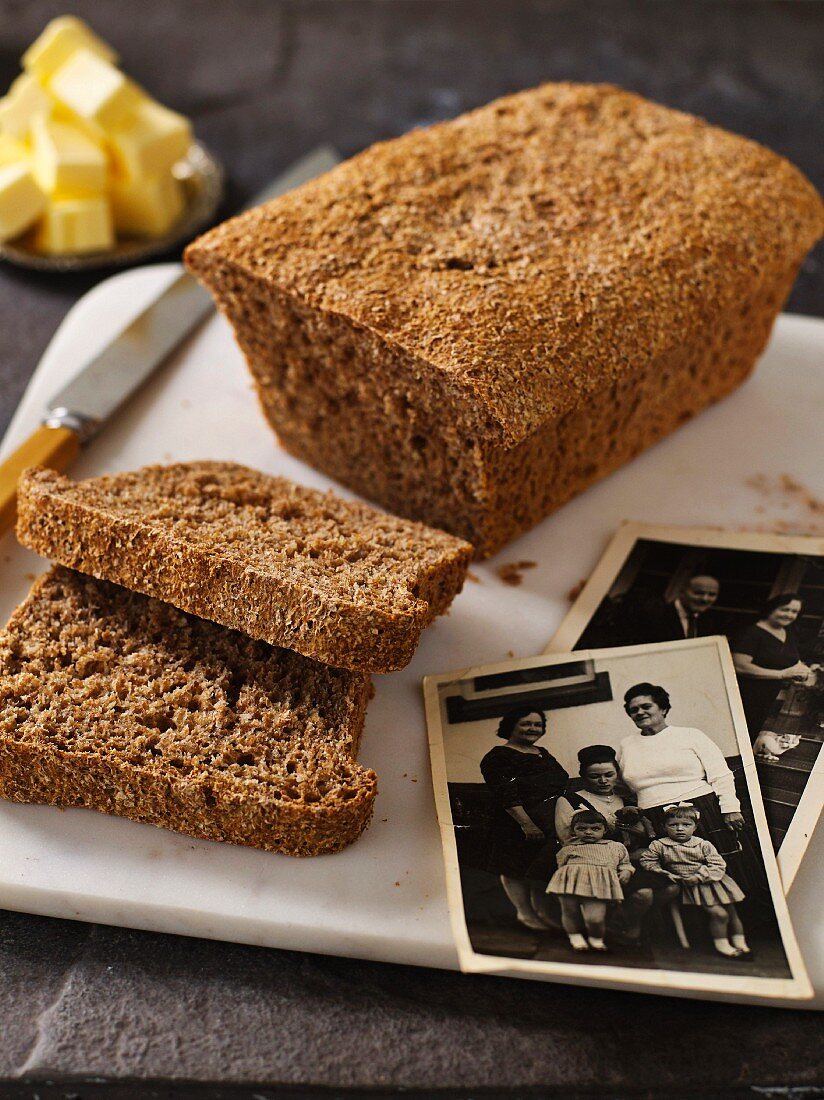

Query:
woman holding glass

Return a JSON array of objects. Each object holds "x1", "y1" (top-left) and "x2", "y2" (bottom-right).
[{"x1": 731, "y1": 593, "x2": 814, "y2": 739}]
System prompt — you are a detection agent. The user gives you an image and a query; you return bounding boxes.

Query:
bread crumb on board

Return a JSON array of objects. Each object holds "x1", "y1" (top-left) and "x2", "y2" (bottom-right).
[
  {"x1": 567, "y1": 578, "x2": 587, "y2": 602},
  {"x1": 495, "y1": 560, "x2": 537, "y2": 586}
]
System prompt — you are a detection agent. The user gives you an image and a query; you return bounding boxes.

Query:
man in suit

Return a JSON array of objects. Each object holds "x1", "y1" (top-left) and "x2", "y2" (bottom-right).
[
  {"x1": 638, "y1": 573, "x2": 721, "y2": 643},
  {"x1": 577, "y1": 573, "x2": 721, "y2": 648}
]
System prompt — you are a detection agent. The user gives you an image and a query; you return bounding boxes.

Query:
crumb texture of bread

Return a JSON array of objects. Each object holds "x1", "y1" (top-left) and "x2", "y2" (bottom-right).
[
  {"x1": 16, "y1": 462, "x2": 472, "y2": 672},
  {"x1": 185, "y1": 82, "x2": 824, "y2": 557},
  {"x1": 0, "y1": 567, "x2": 376, "y2": 856}
]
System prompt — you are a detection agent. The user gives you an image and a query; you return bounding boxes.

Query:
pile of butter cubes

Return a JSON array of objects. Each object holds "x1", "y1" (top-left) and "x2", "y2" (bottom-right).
[{"x1": 0, "y1": 16, "x2": 193, "y2": 253}]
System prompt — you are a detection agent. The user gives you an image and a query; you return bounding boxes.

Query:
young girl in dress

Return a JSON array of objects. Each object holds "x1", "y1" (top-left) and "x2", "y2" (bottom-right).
[
  {"x1": 639, "y1": 803, "x2": 750, "y2": 958},
  {"x1": 546, "y1": 809, "x2": 634, "y2": 952}
]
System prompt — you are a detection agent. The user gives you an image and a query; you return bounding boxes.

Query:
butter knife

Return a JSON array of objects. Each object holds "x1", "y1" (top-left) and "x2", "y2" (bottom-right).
[{"x1": 0, "y1": 145, "x2": 340, "y2": 535}]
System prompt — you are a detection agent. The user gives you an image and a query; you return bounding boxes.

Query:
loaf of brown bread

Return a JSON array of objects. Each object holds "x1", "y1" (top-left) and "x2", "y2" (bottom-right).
[
  {"x1": 0, "y1": 566, "x2": 376, "y2": 856},
  {"x1": 185, "y1": 82, "x2": 824, "y2": 557},
  {"x1": 17, "y1": 462, "x2": 472, "y2": 673}
]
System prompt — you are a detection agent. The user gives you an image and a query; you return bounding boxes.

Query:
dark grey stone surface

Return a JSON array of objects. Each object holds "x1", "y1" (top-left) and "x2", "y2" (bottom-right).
[
  {"x1": 0, "y1": 1, "x2": 822, "y2": 1093},
  {"x1": 3, "y1": 914, "x2": 824, "y2": 1092}
]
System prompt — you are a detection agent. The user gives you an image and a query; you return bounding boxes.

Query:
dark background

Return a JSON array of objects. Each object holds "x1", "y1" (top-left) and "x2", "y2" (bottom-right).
[{"x1": 1, "y1": 2, "x2": 823, "y2": 1096}]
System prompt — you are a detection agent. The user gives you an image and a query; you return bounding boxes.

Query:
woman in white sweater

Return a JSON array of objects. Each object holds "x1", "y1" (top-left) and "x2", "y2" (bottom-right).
[{"x1": 617, "y1": 682, "x2": 745, "y2": 861}]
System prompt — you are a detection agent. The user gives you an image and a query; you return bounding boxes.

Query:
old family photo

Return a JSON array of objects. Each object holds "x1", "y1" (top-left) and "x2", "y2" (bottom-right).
[
  {"x1": 549, "y1": 523, "x2": 824, "y2": 886},
  {"x1": 424, "y1": 640, "x2": 809, "y2": 1000}
]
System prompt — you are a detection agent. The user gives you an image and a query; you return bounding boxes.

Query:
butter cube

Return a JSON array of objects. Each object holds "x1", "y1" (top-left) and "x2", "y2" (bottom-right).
[
  {"x1": 35, "y1": 195, "x2": 113, "y2": 253},
  {"x1": 23, "y1": 16, "x2": 117, "y2": 81},
  {"x1": 109, "y1": 99, "x2": 192, "y2": 180},
  {"x1": 50, "y1": 100, "x2": 108, "y2": 146},
  {"x1": 112, "y1": 171, "x2": 184, "y2": 237},
  {"x1": 31, "y1": 115, "x2": 107, "y2": 195},
  {"x1": 0, "y1": 73, "x2": 52, "y2": 140},
  {"x1": 48, "y1": 48, "x2": 140, "y2": 134},
  {"x1": 0, "y1": 163, "x2": 47, "y2": 242},
  {"x1": 0, "y1": 133, "x2": 28, "y2": 165}
]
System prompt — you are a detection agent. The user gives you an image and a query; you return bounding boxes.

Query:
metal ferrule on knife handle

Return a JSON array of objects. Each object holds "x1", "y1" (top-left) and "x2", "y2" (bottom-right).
[
  {"x1": 0, "y1": 422, "x2": 80, "y2": 534},
  {"x1": 43, "y1": 406, "x2": 101, "y2": 443}
]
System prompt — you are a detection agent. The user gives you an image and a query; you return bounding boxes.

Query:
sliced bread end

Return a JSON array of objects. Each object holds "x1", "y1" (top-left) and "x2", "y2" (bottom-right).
[{"x1": 0, "y1": 567, "x2": 377, "y2": 856}]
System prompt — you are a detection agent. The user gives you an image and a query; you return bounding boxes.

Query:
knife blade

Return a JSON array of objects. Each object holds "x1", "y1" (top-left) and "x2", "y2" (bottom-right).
[
  {"x1": 0, "y1": 145, "x2": 341, "y2": 535},
  {"x1": 43, "y1": 272, "x2": 214, "y2": 444}
]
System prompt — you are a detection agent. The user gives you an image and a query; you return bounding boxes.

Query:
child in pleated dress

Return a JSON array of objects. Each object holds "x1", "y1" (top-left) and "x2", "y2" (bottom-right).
[
  {"x1": 639, "y1": 802, "x2": 750, "y2": 958},
  {"x1": 546, "y1": 809, "x2": 634, "y2": 952}
]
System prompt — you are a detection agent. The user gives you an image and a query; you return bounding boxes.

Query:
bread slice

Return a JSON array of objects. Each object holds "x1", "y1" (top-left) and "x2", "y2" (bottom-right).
[
  {"x1": 0, "y1": 566, "x2": 376, "y2": 856},
  {"x1": 16, "y1": 462, "x2": 472, "y2": 673},
  {"x1": 185, "y1": 82, "x2": 824, "y2": 556}
]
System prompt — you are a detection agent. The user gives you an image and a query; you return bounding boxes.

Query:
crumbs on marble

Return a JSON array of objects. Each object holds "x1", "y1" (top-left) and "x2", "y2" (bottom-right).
[
  {"x1": 744, "y1": 473, "x2": 824, "y2": 534},
  {"x1": 495, "y1": 560, "x2": 537, "y2": 586},
  {"x1": 780, "y1": 474, "x2": 824, "y2": 513},
  {"x1": 466, "y1": 571, "x2": 481, "y2": 583}
]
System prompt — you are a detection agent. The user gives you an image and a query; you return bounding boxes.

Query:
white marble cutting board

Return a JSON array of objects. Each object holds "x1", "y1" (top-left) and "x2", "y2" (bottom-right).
[{"x1": 0, "y1": 263, "x2": 822, "y2": 1005}]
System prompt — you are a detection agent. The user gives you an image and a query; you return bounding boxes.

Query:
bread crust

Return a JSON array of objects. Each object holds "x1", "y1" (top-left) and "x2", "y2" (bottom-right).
[
  {"x1": 185, "y1": 82, "x2": 824, "y2": 556},
  {"x1": 17, "y1": 462, "x2": 472, "y2": 671},
  {"x1": 0, "y1": 567, "x2": 376, "y2": 857}
]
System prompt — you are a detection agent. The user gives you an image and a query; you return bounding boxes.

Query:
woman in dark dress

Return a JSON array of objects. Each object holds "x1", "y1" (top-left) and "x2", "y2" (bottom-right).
[
  {"x1": 731, "y1": 593, "x2": 812, "y2": 739},
  {"x1": 479, "y1": 707, "x2": 568, "y2": 929}
]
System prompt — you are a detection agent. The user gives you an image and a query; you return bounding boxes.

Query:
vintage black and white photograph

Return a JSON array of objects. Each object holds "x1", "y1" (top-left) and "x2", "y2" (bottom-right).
[
  {"x1": 424, "y1": 640, "x2": 810, "y2": 1002},
  {"x1": 547, "y1": 523, "x2": 824, "y2": 887}
]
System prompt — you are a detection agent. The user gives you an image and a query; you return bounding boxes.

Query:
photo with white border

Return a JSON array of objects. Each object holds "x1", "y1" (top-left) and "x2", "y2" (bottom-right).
[{"x1": 424, "y1": 639, "x2": 811, "y2": 1003}]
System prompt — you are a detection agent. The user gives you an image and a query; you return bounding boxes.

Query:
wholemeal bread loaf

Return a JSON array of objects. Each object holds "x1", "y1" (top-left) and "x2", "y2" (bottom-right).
[
  {"x1": 0, "y1": 566, "x2": 375, "y2": 856},
  {"x1": 17, "y1": 461, "x2": 472, "y2": 673},
  {"x1": 185, "y1": 82, "x2": 824, "y2": 557}
]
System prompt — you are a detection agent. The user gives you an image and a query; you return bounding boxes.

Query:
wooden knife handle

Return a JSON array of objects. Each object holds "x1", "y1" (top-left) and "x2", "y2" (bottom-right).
[{"x1": 0, "y1": 425, "x2": 80, "y2": 536}]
